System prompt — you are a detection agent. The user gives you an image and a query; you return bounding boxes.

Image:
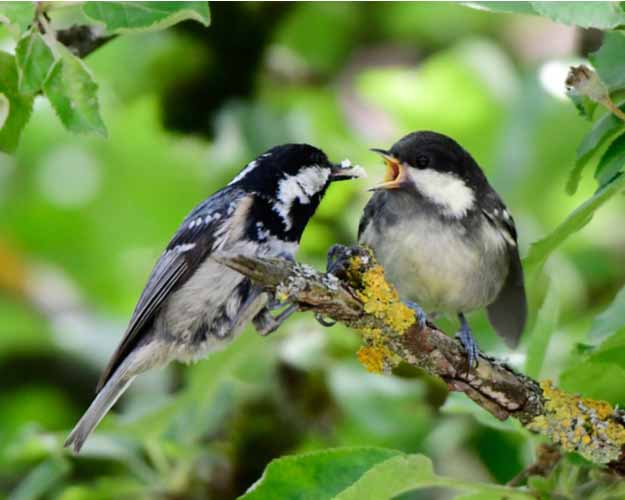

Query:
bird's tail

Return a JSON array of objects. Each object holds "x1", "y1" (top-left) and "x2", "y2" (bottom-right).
[{"x1": 64, "y1": 363, "x2": 135, "y2": 453}]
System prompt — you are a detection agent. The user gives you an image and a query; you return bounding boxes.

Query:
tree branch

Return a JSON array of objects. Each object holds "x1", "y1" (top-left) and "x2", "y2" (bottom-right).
[{"x1": 214, "y1": 245, "x2": 625, "y2": 472}]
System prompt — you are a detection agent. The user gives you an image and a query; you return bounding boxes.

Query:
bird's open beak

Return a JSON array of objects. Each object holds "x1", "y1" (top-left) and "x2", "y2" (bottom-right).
[
  {"x1": 329, "y1": 160, "x2": 367, "y2": 181},
  {"x1": 368, "y1": 148, "x2": 408, "y2": 191}
]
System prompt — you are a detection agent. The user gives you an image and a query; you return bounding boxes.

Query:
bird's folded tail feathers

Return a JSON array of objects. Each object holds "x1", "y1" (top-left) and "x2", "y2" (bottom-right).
[
  {"x1": 64, "y1": 364, "x2": 135, "y2": 454},
  {"x1": 486, "y1": 250, "x2": 527, "y2": 348}
]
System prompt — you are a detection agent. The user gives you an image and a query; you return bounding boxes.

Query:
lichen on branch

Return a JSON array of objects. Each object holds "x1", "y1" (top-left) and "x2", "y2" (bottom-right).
[
  {"x1": 527, "y1": 381, "x2": 625, "y2": 464},
  {"x1": 214, "y1": 246, "x2": 625, "y2": 472}
]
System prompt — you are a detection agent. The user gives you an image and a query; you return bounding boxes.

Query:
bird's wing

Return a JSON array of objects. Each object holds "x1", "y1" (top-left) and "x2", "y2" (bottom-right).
[
  {"x1": 96, "y1": 187, "x2": 249, "y2": 392},
  {"x1": 481, "y1": 192, "x2": 527, "y2": 347},
  {"x1": 357, "y1": 194, "x2": 382, "y2": 241}
]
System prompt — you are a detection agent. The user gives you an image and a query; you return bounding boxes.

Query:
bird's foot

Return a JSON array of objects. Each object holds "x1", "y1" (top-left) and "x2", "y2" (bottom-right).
[
  {"x1": 314, "y1": 313, "x2": 336, "y2": 327},
  {"x1": 404, "y1": 300, "x2": 427, "y2": 331},
  {"x1": 456, "y1": 314, "x2": 479, "y2": 372},
  {"x1": 253, "y1": 304, "x2": 297, "y2": 336},
  {"x1": 325, "y1": 244, "x2": 352, "y2": 276},
  {"x1": 266, "y1": 295, "x2": 284, "y2": 311}
]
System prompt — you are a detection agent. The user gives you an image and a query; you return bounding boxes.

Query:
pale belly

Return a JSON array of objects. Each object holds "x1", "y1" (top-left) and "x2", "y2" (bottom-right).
[
  {"x1": 159, "y1": 238, "x2": 296, "y2": 363},
  {"x1": 361, "y1": 217, "x2": 509, "y2": 313}
]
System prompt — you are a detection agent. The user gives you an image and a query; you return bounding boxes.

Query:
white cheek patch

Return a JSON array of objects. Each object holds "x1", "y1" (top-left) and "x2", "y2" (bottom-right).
[
  {"x1": 407, "y1": 167, "x2": 475, "y2": 218},
  {"x1": 274, "y1": 165, "x2": 329, "y2": 230}
]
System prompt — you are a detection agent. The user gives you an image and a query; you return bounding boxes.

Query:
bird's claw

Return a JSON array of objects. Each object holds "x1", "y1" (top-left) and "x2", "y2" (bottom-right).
[
  {"x1": 266, "y1": 296, "x2": 284, "y2": 311},
  {"x1": 314, "y1": 313, "x2": 336, "y2": 327},
  {"x1": 253, "y1": 304, "x2": 297, "y2": 336},
  {"x1": 456, "y1": 316, "x2": 479, "y2": 372},
  {"x1": 404, "y1": 300, "x2": 427, "y2": 330},
  {"x1": 326, "y1": 244, "x2": 351, "y2": 276}
]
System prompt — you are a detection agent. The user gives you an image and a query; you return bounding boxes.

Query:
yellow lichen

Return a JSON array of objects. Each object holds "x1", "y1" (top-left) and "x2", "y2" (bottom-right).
[
  {"x1": 355, "y1": 325, "x2": 402, "y2": 373},
  {"x1": 357, "y1": 345, "x2": 389, "y2": 374},
  {"x1": 351, "y1": 256, "x2": 415, "y2": 334},
  {"x1": 527, "y1": 380, "x2": 625, "y2": 464},
  {"x1": 345, "y1": 253, "x2": 414, "y2": 374},
  {"x1": 275, "y1": 289, "x2": 289, "y2": 303}
]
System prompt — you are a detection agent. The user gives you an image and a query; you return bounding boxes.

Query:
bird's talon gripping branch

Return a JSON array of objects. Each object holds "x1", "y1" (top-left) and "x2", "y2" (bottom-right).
[
  {"x1": 253, "y1": 305, "x2": 297, "y2": 336},
  {"x1": 314, "y1": 313, "x2": 337, "y2": 327},
  {"x1": 325, "y1": 244, "x2": 370, "y2": 282},
  {"x1": 326, "y1": 244, "x2": 347, "y2": 274},
  {"x1": 404, "y1": 300, "x2": 427, "y2": 331},
  {"x1": 456, "y1": 313, "x2": 479, "y2": 371}
]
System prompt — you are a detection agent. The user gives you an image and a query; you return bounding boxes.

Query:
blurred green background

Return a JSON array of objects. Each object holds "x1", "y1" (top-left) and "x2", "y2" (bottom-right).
[{"x1": 1, "y1": 2, "x2": 624, "y2": 498}]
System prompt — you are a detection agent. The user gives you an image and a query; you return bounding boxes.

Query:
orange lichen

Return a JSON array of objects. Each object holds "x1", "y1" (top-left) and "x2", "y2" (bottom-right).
[{"x1": 527, "y1": 380, "x2": 625, "y2": 464}]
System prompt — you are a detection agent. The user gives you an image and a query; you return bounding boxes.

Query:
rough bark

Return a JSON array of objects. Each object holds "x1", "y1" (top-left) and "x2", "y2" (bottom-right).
[{"x1": 214, "y1": 245, "x2": 625, "y2": 472}]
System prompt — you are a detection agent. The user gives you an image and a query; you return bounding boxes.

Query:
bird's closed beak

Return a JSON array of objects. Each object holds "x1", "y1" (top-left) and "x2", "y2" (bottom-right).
[
  {"x1": 329, "y1": 159, "x2": 367, "y2": 181},
  {"x1": 369, "y1": 148, "x2": 408, "y2": 191}
]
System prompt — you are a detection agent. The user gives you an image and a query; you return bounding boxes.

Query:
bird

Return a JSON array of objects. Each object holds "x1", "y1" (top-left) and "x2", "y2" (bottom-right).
[
  {"x1": 358, "y1": 131, "x2": 526, "y2": 368},
  {"x1": 65, "y1": 144, "x2": 364, "y2": 453}
]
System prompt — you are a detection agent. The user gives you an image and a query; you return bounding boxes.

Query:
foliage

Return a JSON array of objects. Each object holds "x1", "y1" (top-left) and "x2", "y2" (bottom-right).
[
  {"x1": 2, "y1": 1, "x2": 625, "y2": 499},
  {"x1": 242, "y1": 448, "x2": 530, "y2": 500},
  {"x1": 0, "y1": 1, "x2": 211, "y2": 152}
]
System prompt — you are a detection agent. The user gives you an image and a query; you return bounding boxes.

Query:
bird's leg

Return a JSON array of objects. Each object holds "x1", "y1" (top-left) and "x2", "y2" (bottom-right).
[
  {"x1": 456, "y1": 313, "x2": 479, "y2": 371},
  {"x1": 325, "y1": 244, "x2": 352, "y2": 276},
  {"x1": 311, "y1": 245, "x2": 358, "y2": 329},
  {"x1": 251, "y1": 250, "x2": 300, "y2": 335},
  {"x1": 253, "y1": 304, "x2": 297, "y2": 336},
  {"x1": 404, "y1": 300, "x2": 427, "y2": 331}
]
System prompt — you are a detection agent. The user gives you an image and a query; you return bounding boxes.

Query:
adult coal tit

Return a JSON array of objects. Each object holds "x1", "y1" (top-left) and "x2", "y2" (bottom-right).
[
  {"x1": 65, "y1": 144, "x2": 364, "y2": 452},
  {"x1": 358, "y1": 131, "x2": 526, "y2": 368}
]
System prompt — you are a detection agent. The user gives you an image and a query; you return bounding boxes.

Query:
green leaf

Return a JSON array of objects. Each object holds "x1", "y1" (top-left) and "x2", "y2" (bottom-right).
[
  {"x1": 595, "y1": 132, "x2": 625, "y2": 187},
  {"x1": 566, "y1": 92, "x2": 598, "y2": 121},
  {"x1": 335, "y1": 454, "x2": 531, "y2": 500},
  {"x1": 239, "y1": 447, "x2": 402, "y2": 500},
  {"x1": 566, "y1": 103, "x2": 625, "y2": 194},
  {"x1": 530, "y1": 2, "x2": 625, "y2": 29},
  {"x1": 240, "y1": 448, "x2": 532, "y2": 500},
  {"x1": 525, "y1": 275, "x2": 560, "y2": 378},
  {"x1": 82, "y1": 1, "x2": 210, "y2": 34},
  {"x1": 462, "y1": 2, "x2": 539, "y2": 15},
  {"x1": 9, "y1": 457, "x2": 71, "y2": 500},
  {"x1": 525, "y1": 173, "x2": 625, "y2": 275},
  {"x1": 334, "y1": 454, "x2": 440, "y2": 500},
  {"x1": 0, "y1": 2, "x2": 35, "y2": 38},
  {"x1": 589, "y1": 285, "x2": 625, "y2": 343},
  {"x1": 560, "y1": 336, "x2": 625, "y2": 404},
  {"x1": 42, "y1": 45, "x2": 106, "y2": 136},
  {"x1": 0, "y1": 52, "x2": 33, "y2": 153},
  {"x1": 589, "y1": 327, "x2": 625, "y2": 367},
  {"x1": 0, "y1": 92, "x2": 8, "y2": 129},
  {"x1": 590, "y1": 31, "x2": 625, "y2": 92},
  {"x1": 15, "y1": 31, "x2": 56, "y2": 94}
]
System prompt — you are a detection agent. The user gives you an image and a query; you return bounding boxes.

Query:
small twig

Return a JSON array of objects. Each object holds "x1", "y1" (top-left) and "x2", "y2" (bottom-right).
[
  {"x1": 507, "y1": 444, "x2": 561, "y2": 486},
  {"x1": 603, "y1": 99, "x2": 625, "y2": 122}
]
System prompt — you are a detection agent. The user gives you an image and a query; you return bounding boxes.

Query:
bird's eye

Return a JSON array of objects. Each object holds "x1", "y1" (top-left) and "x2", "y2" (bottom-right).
[{"x1": 415, "y1": 154, "x2": 430, "y2": 169}]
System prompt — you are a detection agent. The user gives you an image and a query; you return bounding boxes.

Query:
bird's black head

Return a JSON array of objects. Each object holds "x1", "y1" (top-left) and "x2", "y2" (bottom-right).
[
  {"x1": 230, "y1": 144, "x2": 364, "y2": 241},
  {"x1": 370, "y1": 131, "x2": 488, "y2": 218}
]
